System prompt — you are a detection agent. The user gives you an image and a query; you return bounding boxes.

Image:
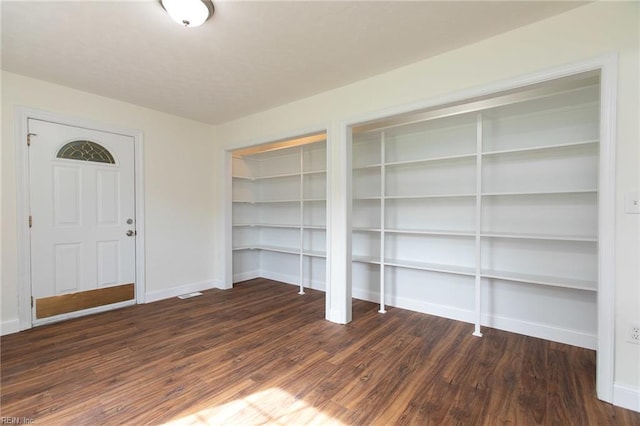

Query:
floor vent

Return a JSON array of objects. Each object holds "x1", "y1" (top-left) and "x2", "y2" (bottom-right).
[{"x1": 178, "y1": 292, "x2": 203, "y2": 299}]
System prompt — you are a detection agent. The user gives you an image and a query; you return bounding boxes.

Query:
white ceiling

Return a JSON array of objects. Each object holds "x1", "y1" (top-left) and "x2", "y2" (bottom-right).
[{"x1": 1, "y1": 1, "x2": 586, "y2": 125}]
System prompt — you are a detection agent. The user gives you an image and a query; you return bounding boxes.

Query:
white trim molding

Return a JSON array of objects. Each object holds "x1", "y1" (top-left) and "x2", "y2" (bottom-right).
[
  {"x1": 613, "y1": 383, "x2": 640, "y2": 413},
  {"x1": 343, "y1": 54, "x2": 619, "y2": 404},
  {"x1": 325, "y1": 121, "x2": 352, "y2": 324},
  {"x1": 260, "y1": 270, "x2": 326, "y2": 292},
  {"x1": 352, "y1": 288, "x2": 597, "y2": 350},
  {"x1": 1, "y1": 320, "x2": 21, "y2": 336},
  {"x1": 145, "y1": 279, "x2": 217, "y2": 303},
  {"x1": 595, "y1": 54, "x2": 618, "y2": 404},
  {"x1": 222, "y1": 124, "x2": 330, "y2": 293},
  {"x1": 233, "y1": 270, "x2": 260, "y2": 284},
  {"x1": 13, "y1": 106, "x2": 146, "y2": 330}
]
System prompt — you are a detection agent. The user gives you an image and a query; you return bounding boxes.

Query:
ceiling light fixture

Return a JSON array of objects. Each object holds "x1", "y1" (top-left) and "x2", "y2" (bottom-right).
[{"x1": 161, "y1": 0, "x2": 214, "y2": 28}]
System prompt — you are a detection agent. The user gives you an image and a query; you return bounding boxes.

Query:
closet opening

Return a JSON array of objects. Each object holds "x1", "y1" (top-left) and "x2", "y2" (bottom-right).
[
  {"x1": 230, "y1": 132, "x2": 328, "y2": 300},
  {"x1": 349, "y1": 70, "x2": 602, "y2": 350}
]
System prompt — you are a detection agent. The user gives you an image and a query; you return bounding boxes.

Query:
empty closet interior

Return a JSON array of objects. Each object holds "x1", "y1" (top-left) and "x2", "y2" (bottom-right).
[
  {"x1": 231, "y1": 133, "x2": 327, "y2": 293},
  {"x1": 351, "y1": 70, "x2": 600, "y2": 349},
  {"x1": 230, "y1": 70, "x2": 601, "y2": 350}
]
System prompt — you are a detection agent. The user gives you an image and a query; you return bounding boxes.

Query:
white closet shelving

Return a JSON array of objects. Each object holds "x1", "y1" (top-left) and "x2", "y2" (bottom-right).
[
  {"x1": 352, "y1": 74, "x2": 600, "y2": 348},
  {"x1": 232, "y1": 139, "x2": 327, "y2": 292}
]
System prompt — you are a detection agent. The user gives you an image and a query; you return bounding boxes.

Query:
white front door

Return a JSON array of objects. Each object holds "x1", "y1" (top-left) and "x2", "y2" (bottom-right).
[{"x1": 29, "y1": 119, "x2": 136, "y2": 324}]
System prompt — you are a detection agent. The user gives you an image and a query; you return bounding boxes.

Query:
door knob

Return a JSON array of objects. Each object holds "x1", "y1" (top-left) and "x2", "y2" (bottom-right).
[{"x1": 126, "y1": 230, "x2": 136, "y2": 237}]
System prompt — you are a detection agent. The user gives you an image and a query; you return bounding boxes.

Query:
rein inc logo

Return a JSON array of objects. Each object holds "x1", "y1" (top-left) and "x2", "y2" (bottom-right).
[{"x1": 0, "y1": 418, "x2": 35, "y2": 424}]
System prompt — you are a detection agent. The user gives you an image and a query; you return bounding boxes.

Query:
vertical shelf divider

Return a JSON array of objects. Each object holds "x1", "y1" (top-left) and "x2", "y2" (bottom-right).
[
  {"x1": 473, "y1": 113, "x2": 483, "y2": 337},
  {"x1": 299, "y1": 146, "x2": 305, "y2": 295},
  {"x1": 379, "y1": 132, "x2": 387, "y2": 313}
]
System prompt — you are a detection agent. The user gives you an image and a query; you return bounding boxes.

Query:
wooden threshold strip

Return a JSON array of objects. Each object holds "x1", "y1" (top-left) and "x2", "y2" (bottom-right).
[{"x1": 35, "y1": 283, "x2": 134, "y2": 319}]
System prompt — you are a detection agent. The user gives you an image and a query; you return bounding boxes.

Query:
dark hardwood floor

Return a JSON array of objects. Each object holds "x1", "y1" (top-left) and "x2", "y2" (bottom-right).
[{"x1": 2, "y1": 278, "x2": 639, "y2": 425}]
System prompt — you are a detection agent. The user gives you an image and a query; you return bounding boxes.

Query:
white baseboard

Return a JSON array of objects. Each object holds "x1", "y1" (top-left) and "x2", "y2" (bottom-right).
[
  {"x1": 260, "y1": 270, "x2": 297, "y2": 286},
  {"x1": 351, "y1": 287, "x2": 596, "y2": 349},
  {"x1": 212, "y1": 278, "x2": 231, "y2": 290},
  {"x1": 326, "y1": 307, "x2": 349, "y2": 324},
  {"x1": 260, "y1": 270, "x2": 326, "y2": 292},
  {"x1": 613, "y1": 383, "x2": 640, "y2": 412},
  {"x1": 352, "y1": 288, "x2": 474, "y2": 324},
  {"x1": 1, "y1": 319, "x2": 20, "y2": 336},
  {"x1": 145, "y1": 279, "x2": 217, "y2": 303},
  {"x1": 233, "y1": 270, "x2": 260, "y2": 283},
  {"x1": 481, "y1": 313, "x2": 597, "y2": 350}
]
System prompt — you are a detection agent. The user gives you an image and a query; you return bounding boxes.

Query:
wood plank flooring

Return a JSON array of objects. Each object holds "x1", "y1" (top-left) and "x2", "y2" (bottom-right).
[{"x1": 2, "y1": 278, "x2": 639, "y2": 425}]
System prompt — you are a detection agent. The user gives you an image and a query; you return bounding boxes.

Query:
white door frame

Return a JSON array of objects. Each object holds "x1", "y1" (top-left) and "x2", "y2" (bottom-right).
[{"x1": 14, "y1": 107, "x2": 146, "y2": 330}]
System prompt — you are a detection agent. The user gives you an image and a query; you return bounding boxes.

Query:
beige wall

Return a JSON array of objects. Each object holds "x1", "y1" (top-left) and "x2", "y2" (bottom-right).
[
  {"x1": 1, "y1": 71, "x2": 217, "y2": 327},
  {"x1": 214, "y1": 2, "x2": 639, "y2": 389}
]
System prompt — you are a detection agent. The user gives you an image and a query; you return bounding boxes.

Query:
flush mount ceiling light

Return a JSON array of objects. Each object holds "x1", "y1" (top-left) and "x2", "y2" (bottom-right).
[{"x1": 161, "y1": 0, "x2": 214, "y2": 28}]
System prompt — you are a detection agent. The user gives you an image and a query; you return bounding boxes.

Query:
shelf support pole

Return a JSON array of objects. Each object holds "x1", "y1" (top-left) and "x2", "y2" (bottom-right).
[
  {"x1": 299, "y1": 146, "x2": 305, "y2": 295},
  {"x1": 379, "y1": 132, "x2": 387, "y2": 313},
  {"x1": 473, "y1": 113, "x2": 483, "y2": 337}
]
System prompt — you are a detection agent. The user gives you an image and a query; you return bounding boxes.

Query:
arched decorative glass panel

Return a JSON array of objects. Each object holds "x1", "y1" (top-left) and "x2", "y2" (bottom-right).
[{"x1": 56, "y1": 140, "x2": 115, "y2": 164}]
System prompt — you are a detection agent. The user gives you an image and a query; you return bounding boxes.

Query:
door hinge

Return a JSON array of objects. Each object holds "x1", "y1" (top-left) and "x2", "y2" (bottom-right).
[
  {"x1": 31, "y1": 296, "x2": 34, "y2": 308},
  {"x1": 27, "y1": 132, "x2": 36, "y2": 146},
  {"x1": 29, "y1": 215, "x2": 33, "y2": 228}
]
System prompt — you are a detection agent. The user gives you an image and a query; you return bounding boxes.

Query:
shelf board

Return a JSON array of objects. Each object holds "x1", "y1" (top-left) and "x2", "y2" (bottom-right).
[
  {"x1": 353, "y1": 196, "x2": 382, "y2": 201},
  {"x1": 351, "y1": 256, "x2": 474, "y2": 276},
  {"x1": 353, "y1": 227, "x2": 381, "y2": 233},
  {"x1": 352, "y1": 255, "x2": 382, "y2": 265},
  {"x1": 353, "y1": 163, "x2": 382, "y2": 171},
  {"x1": 304, "y1": 224, "x2": 327, "y2": 230},
  {"x1": 385, "y1": 193, "x2": 476, "y2": 200},
  {"x1": 232, "y1": 246, "x2": 258, "y2": 251},
  {"x1": 233, "y1": 223, "x2": 326, "y2": 230},
  {"x1": 481, "y1": 269, "x2": 596, "y2": 292},
  {"x1": 481, "y1": 232, "x2": 597, "y2": 242},
  {"x1": 351, "y1": 256, "x2": 596, "y2": 289},
  {"x1": 482, "y1": 139, "x2": 598, "y2": 157},
  {"x1": 254, "y1": 245, "x2": 300, "y2": 255},
  {"x1": 262, "y1": 224, "x2": 300, "y2": 229},
  {"x1": 384, "y1": 259, "x2": 476, "y2": 276},
  {"x1": 385, "y1": 152, "x2": 476, "y2": 167},
  {"x1": 255, "y1": 171, "x2": 301, "y2": 180},
  {"x1": 232, "y1": 245, "x2": 326, "y2": 258},
  {"x1": 232, "y1": 223, "x2": 327, "y2": 230},
  {"x1": 353, "y1": 192, "x2": 476, "y2": 201},
  {"x1": 385, "y1": 228, "x2": 475, "y2": 237},
  {"x1": 232, "y1": 223, "x2": 300, "y2": 229},
  {"x1": 255, "y1": 199, "x2": 300, "y2": 204},
  {"x1": 236, "y1": 170, "x2": 326, "y2": 180},
  {"x1": 303, "y1": 249, "x2": 327, "y2": 258},
  {"x1": 235, "y1": 198, "x2": 325, "y2": 204},
  {"x1": 482, "y1": 189, "x2": 597, "y2": 197}
]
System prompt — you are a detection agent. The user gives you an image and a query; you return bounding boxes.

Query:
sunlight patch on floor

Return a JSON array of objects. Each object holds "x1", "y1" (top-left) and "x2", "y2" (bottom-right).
[{"x1": 162, "y1": 387, "x2": 345, "y2": 425}]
